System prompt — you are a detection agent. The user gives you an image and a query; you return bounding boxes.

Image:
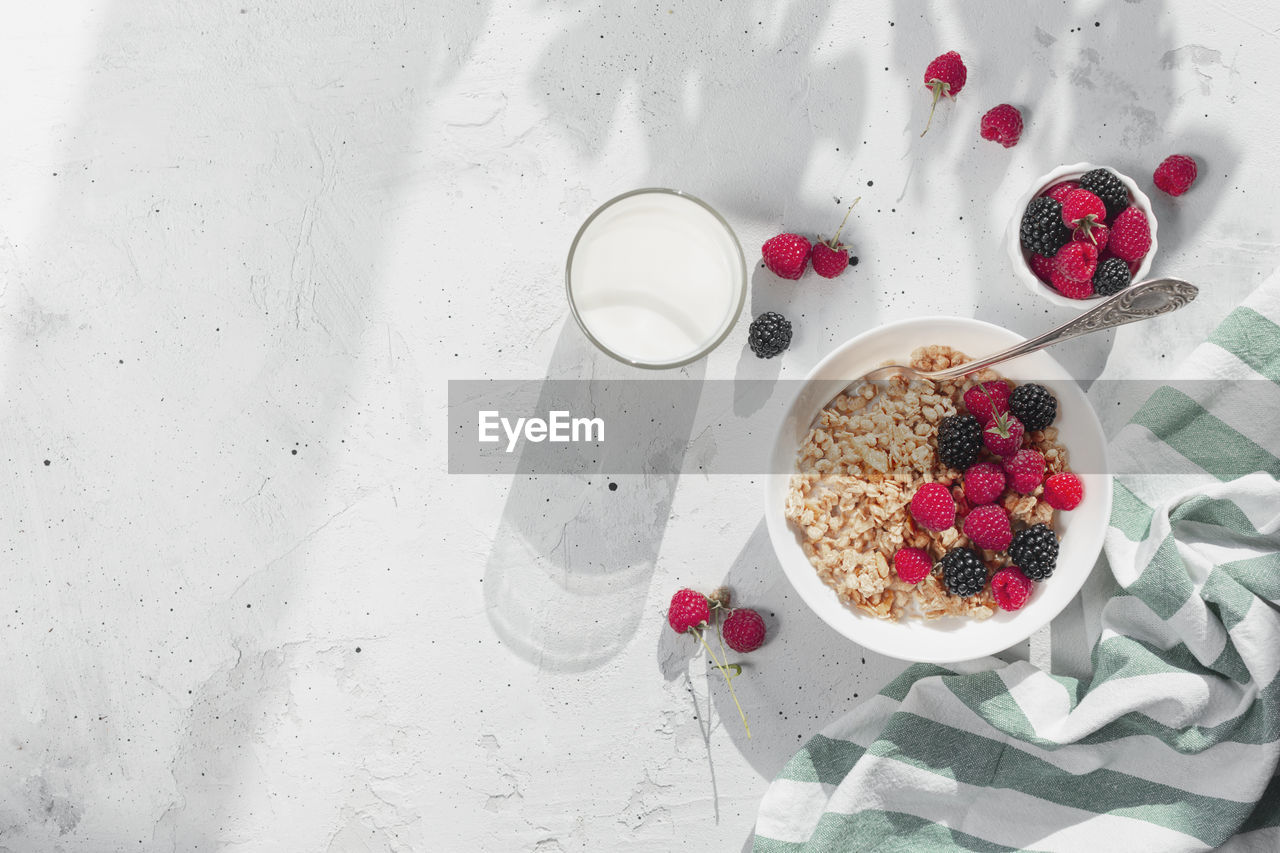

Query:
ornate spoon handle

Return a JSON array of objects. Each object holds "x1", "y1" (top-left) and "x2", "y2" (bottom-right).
[{"x1": 929, "y1": 278, "x2": 1199, "y2": 380}]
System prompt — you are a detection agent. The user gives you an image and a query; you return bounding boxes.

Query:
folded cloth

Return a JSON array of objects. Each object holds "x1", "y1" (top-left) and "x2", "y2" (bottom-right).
[{"x1": 753, "y1": 277, "x2": 1280, "y2": 853}]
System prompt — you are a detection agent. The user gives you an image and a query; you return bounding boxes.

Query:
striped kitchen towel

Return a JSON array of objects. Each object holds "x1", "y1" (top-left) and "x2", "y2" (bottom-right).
[{"x1": 753, "y1": 275, "x2": 1280, "y2": 852}]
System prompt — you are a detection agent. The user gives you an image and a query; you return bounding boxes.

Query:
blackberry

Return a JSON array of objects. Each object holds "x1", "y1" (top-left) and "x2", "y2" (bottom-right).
[
  {"x1": 941, "y1": 548, "x2": 988, "y2": 597},
  {"x1": 1078, "y1": 169, "x2": 1129, "y2": 220},
  {"x1": 937, "y1": 414, "x2": 982, "y2": 470},
  {"x1": 748, "y1": 312, "x2": 792, "y2": 359},
  {"x1": 1019, "y1": 197, "x2": 1071, "y2": 257},
  {"x1": 1092, "y1": 257, "x2": 1132, "y2": 297},
  {"x1": 1009, "y1": 524, "x2": 1059, "y2": 580},
  {"x1": 1009, "y1": 383, "x2": 1058, "y2": 431}
]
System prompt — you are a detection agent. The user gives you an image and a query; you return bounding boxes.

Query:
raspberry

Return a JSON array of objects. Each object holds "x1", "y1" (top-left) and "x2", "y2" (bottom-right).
[
  {"x1": 1092, "y1": 256, "x2": 1131, "y2": 296},
  {"x1": 1028, "y1": 253, "x2": 1056, "y2": 283},
  {"x1": 963, "y1": 380, "x2": 1011, "y2": 424},
  {"x1": 924, "y1": 51, "x2": 967, "y2": 94},
  {"x1": 1077, "y1": 169, "x2": 1129, "y2": 220},
  {"x1": 811, "y1": 243, "x2": 848, "y2": 278},
  {"x1": 761, "y1": 233, "x2": 811, "y2": 280},
  {"x1": 1003, "y1": 449, "x2": 1046, "y2": 494},
  {"x1": 893, "y1": 547, "x2": 933, "y2": 584},
  {"x1": 991, "y1": 567, "x2": 1033, "y2": 611},
  {"x1": 1020, "y1": 197, "x2": 1071, "y2": 257},
  {"x1": 1044, "y1": 472, "x2": 1084, "y2": 510},
  {"x1": 1050, "y1": 267, "x2": 1094, "y2": 299},
  {"x1": 1009, "y1": 524, "x2": 1059, "y2": 580},
  {"x1": 964, "y1": 462, "x2": 1006, "y2": 506},
  {"x1": 982, "y1": 412, "x2": 1025, "y2": 457},
  {"x1": 708, "y1": 586, "x2": 732, "y2": 608},
  {"x1": 1009, "y1": 383, "x2": 1058, "y2": 430},
  {"x1": 722, "y1": 608, "x2": 766, "y2": 653},
  {"x1": 1061, "y1": 189, "x2": 1106, "y2": 230},
  {"x1": 1053, "y1": 241, "x2": 1098, "y2": 282},
  {"x1": 940, "y1": 548, "x2": 987, "y2": 597},
  {"x1": 979, "y1": 104, "x2": 1022, "y2": 147},
  {"x1": 1073, "y1": 223, "x2": 1109, "y2": 254},
  {"x1": 1109, "y1": 207, "x2": 1152, "y2": 263},
  {"x1": 812, "y1": 199, "x2": 860, "y2": 279},
  {"x1": 910, "y1": 482, "x2": 956, "y2": 532},
  {"x1": 937, "y1": 414, "x2": 982, "y2": 470},
  {"x1": 1153, "y1": 154, "x2": 1197, "y2": 197},
  {"x1": 963, "y1": 504, "x2": 1013, "y2": 551},
  {"x1": 1044, "y1": 181, "x2": 1080, "y2": 204},
  {"x1": 922, "y1": 51, "x2": 967, "y2": 136},
  {"x1": 668, "y1": 588, "x2": 710, "y2": 634}
]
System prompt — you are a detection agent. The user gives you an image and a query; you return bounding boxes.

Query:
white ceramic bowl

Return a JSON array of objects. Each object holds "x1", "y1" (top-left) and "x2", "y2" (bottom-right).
[
  {"x1": 1006, "y1": 162, "x2": 1158, "y2": 309},
  {"x1": 764, "y1": 317, "x2": 1112, "y2": 663}
]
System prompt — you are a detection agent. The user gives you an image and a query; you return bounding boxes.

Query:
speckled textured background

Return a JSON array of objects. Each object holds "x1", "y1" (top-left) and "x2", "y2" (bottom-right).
[{"x1": 1, "y1": 0, "x2": 1277, "y2": 850}]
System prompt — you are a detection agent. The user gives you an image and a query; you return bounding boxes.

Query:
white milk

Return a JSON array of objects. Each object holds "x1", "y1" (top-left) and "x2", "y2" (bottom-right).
[{"x1": 568, "y1": 190, "x2": 744, "y2": 367}]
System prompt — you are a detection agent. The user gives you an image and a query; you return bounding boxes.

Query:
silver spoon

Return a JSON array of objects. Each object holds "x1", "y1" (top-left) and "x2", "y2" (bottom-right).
[{"x1": 818, "y1": 278, "x2": 1198, "y2": 412}]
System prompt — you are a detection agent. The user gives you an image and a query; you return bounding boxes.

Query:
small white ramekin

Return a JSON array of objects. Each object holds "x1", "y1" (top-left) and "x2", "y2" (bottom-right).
[{"x1": 1006, "y1": 162, "x2": 1158, "y2": 308}]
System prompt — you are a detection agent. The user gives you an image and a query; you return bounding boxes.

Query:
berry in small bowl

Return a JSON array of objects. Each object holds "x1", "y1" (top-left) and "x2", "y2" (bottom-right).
[{"x1": 1006, "y1": 162, "x2": 1158, "y2": 307}]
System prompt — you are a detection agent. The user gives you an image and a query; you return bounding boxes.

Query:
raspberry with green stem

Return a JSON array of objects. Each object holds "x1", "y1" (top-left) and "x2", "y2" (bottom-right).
[
  {"x1": 668, "y1": 586, "x2": 755, "y2": 737},
  {"x1": 812, "y1": 197, "x2": 863, "y2": 278},
  {"x1": 982, "y1": 409, "x2": 1025, "y2": 457},
  {"x1": 921, "y1": 51, "x2": 967, "y2": 137}
]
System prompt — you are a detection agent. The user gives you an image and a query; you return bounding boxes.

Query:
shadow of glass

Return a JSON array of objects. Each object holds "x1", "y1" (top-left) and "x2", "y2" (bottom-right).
[{"x1": 483, "y1": 321, "x2": 706, "y2": 671}]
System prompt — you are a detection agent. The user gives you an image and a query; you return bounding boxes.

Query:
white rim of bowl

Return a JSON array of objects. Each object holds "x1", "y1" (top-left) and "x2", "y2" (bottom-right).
[{"x1": 765, "y1": 315, "x2": 1113, "y2": 662}]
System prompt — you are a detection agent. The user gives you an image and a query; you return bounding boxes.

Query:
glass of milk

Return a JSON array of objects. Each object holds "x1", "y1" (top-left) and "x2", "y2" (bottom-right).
[{"x1": 566, "y1": 188, "x2": 747, "y2": 369}]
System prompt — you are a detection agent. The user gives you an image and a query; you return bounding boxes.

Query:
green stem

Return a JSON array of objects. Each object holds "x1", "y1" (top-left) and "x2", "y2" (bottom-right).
[
  {"x1": 830, "y1": 197, "x2": 861, "y2": 245},
  {"x1": 715, "y1": 608, "x2": 730, "y2": 669},
  {"x1": 694, "y1": 626, "x2": 751, "y2": 738},
  {"x1": 921, "y1": 83, "x2": 944, "y2": 137}
]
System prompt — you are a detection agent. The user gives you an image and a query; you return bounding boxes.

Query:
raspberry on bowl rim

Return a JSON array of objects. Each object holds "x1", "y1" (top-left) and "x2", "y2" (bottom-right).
[{"x1": 1006, "y1": 162, "x2": 1158, "y2": 309}]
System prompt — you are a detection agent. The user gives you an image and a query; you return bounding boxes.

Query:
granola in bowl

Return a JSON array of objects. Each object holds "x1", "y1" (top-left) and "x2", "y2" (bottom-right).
[{"x1": 783, "y1": 345, "x2": 1069, "y2": 622}]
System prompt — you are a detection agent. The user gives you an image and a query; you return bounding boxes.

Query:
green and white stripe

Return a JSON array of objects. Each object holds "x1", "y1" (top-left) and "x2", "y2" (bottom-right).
[{"x1": 754, "y1": 278, "x2": 1280, "y2": 852}]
